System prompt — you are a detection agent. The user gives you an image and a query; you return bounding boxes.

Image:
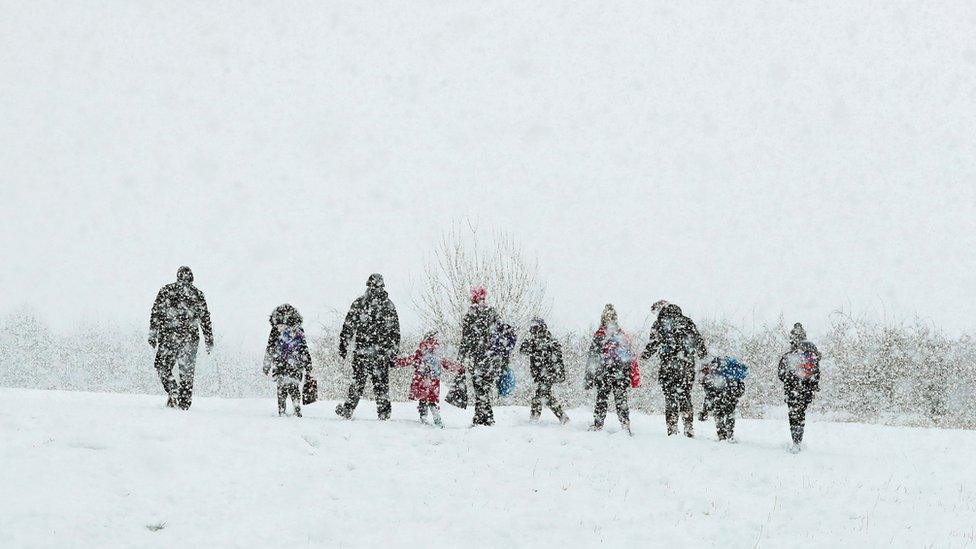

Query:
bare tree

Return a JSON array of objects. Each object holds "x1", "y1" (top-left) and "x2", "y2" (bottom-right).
[{"x1": 414, "y1": 221, "x2": 549, "y2": 344}]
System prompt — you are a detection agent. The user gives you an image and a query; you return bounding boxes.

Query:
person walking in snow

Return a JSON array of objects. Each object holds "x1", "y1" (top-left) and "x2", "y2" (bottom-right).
[
  {"x1": 394, "y1": 331, "x2": 464, "y2": 427},
  {"x1": 335, "y1": 274, "x2": 401, "y2": 421},
  {"x1": 700, "y1": 356, "x2": 748, "y2": 441},
  {"x1": 458, "y1": 285, "x2": 501, "y2": 426},
  {"x1": 519, "y1": 317, "x2": 569, "y2": 424},
  {"x1": 585, "y1": 304, "x2": 634, "y2": 435},
  {"x1": 641, "y1": 302, "x2": 707, "y2": 437},
  {"x1": 778, "y1": 323, "x2": 821, "y2": 451},
  {"x1": 263, "y1": 304, "x2": 313, "y2": 417},
  {"x1": 149, "y1": 266, "x2": 214, "y2": 410}
]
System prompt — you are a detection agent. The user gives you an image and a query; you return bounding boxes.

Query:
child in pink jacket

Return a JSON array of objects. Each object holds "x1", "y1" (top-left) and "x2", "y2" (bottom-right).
[{"x1": 395, "y1": 331, "x2": 463, "y2": 427}]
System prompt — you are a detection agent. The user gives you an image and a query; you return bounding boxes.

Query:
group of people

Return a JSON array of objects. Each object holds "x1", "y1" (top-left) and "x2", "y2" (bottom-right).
[{"x1": 149, "y1": 267, "x2": 822, "y2": 450}]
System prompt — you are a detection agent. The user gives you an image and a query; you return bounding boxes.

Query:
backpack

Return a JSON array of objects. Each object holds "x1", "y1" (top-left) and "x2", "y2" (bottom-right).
[
  {"x1": 496, "y1": 366, "x2": 516, "y2": 397},
  {"x1": 718, "y1": 357, "x2": 748, "y2": 381},
  {"x1": 794, "y1": 351, "x2": 818, "y2": 379}
]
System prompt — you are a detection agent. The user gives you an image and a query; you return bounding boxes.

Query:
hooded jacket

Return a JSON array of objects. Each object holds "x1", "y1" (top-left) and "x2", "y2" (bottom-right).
[
  {"x1": 641, "y1": 304, "x2": 706, "y2": 364},
  {"x1": 777, "y1": 324, "x2": 822, "y2": 392},
  {"x1": 264, "y1": 304, "x2": 312, "y2": 379},
  {"x1": 339, "y1": 274, "x2": 401, "y2": 360},
  {"x1": 458, "y1": 302, "x2": 500, "y2": 364},
  {"x1": 149, "y1": 267, "x2": 214, "y2": 345},
  {"x1": 519, "y1": 320, "x2": 566, "y2": 383}
]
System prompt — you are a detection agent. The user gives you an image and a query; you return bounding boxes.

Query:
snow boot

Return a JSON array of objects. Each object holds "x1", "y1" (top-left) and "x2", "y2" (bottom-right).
[
  {"x1": 621, "y1": 421, "x2": 633, "y2": 436},
  {"x1": 335, "y1": 404, "x2": 352, "y2": 420},
  {"x1": 559, "y1": 413, "x2": 570, "y2": 425},
  {"x1": 666, "y1": 412, "x2": 679, "y2": 436},
  {"x1": 529, "y1": 411, "x2": 541, "y2": 423},
  {"x1": 431, "y1": 406, "x2": 444, "y2": 428},
  {"x1": 294, "y1": 407, "x2": 302, "y2": 418},
  {"x1": 588, "y1": 422, "x2": 604, "y2": 432},
  {"x1": 683, "y1": 411, "x2": 695, "y2": 438}
]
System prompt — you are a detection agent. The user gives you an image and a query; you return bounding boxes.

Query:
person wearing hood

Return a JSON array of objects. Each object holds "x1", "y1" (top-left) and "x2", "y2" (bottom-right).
[
  {"x1": 642, "y1": 302, "x2": 707, "y2": 437},
  {"x1": 149, "y1": 266, "x2": 214, "y2": 410},
  {"x1": 263, "y1": 304, "x2": 312, "y2": 417},
  {"x1": 458, "y1": 285, "x2": 501, "y2": 426},
  {"x1": 778, "y1": 323, "x2": 822, "y2": 451},
  {"x1": 519, "y1": 317, "x2": 569, "y2": 424},
  {"x1": 335, "y1": 274, "x2": 401, "y2": 420},
  {"x1": 585, "y1": 304, "x2": 634, "y2": 434}
]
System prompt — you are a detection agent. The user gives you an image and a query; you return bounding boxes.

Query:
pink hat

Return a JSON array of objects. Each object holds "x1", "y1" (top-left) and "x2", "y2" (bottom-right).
[{"x1": 470, "y1": 285, "x2": 487, "y2": 304}]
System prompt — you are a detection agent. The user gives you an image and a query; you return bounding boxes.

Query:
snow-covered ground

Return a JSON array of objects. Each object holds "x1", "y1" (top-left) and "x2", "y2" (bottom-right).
[{"x1": 1, "y1": 388, "x2": 973, "y2": 548}]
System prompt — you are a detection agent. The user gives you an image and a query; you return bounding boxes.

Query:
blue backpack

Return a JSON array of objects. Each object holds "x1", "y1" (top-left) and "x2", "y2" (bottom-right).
[
  {"x1": 718, "y1": 357, "x2": 748, "y2": 381},
  {"x1": 496, "y1": 366, "x2": 516, "y2": 397}
]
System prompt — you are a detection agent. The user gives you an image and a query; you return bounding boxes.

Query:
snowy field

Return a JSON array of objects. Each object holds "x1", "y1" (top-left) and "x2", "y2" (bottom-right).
[{"x1": 2, "y1": 388, "x2": 974, "y2": 548}]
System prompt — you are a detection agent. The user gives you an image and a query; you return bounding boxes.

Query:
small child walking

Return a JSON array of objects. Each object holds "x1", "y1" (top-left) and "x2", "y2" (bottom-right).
[
  {"x1": 263, "y1": 304, "x2": 312, "y2": 417},
  {"x1": 395, "y1": 331, "x2": 463, "y2": 427},
  {"x1": 701, "y1": 356, "x2": 748, "y2": 441}
]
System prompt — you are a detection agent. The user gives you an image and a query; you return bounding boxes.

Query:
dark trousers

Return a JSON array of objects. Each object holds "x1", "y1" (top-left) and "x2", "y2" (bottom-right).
[
  {"x1": 341, "y1": 357, "x2": 391, "y2": 419},
  {"x1": 712, "y1": 389, "x2": 740, "y2": 440},
  {"x1": 154, "y1": 336, "x2": 199, "y2": 410},
  {"x1": 531, "y1": 381, "x2": 565, "y2": 419},
  {"x1": 472, "y1": 365, "x2": 496, "y2": 425},
  {"x1": 700, "y1": 389, "x2": 716, "y2": 420},
  {"x1": 660, "y1": 363, "x2": 695, "y2": 415},
  {"x1": 593, "y1": 378, "x2": 629, "y2": 427},
  {"x1": 661, "y1": 363, "x2": 695, "y2": 434},
  {"x1": 786, "y1": 391, "x2": 813, "y2": 445},
  {"x1": 277, "y1": 377, "x2": 302, "y2": 416}
]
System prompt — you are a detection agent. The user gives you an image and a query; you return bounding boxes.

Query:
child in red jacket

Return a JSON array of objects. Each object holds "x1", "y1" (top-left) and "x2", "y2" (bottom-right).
[{"x1": 395, "y1": 331, "x2": 463, "y2": 427}]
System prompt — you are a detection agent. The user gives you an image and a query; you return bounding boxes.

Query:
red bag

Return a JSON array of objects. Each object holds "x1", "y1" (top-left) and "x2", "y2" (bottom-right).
[{"x1": 630, "y1": 358, "x2": 641, "y2": 388}]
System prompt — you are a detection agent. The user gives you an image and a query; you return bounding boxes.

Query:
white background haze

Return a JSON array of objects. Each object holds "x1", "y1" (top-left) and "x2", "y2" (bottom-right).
[{"x1": 2, "y1": 2, "x2": 975, "y2": 347}]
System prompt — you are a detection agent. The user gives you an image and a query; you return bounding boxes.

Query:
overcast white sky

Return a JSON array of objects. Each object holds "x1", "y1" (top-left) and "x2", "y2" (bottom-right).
[{"x1": 2, "y1": 2, "x2": 974, "y2": 346}]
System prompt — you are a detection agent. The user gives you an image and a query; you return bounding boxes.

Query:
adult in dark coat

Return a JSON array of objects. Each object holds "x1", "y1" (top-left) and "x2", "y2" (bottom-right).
[
  {"x1": 335, "y1": 274, "x2": 401, "y2": 420},
  {"x1": 778, "y1": 323, "x2": 822, "y2": 450},
  {"x1": 642, "y1": 303, "x2": 707, "y2": 437},
  {"x1": 518, "y1": 317, "x2": 568, "y2": 423},
  {"x1": 458, "y1": 285, "x2": 500, "y2": 426},
  {"x1": 149, "y1": 266, "x2": 214, "y2": 410},
  {"x1": 263, "y1": 304, "x2": 312, "y2": 417}
]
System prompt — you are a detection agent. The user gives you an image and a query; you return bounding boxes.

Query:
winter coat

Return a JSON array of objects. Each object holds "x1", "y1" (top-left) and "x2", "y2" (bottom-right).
[
  {"x1": 264, "y1": 326, "x2": 312, "y2": 381},
  {"x1": 149, "y1": 269, "x2": 214, "y2": 346},
  {"x1": 586, "y1": 324, "x2": 634, "y2": 388},
  {"x1": 642, "y1": 304, "x2": 706, "y2": 384},
  {"x1": 519, "y1": 324, "x2": 566, "y2": 384},
  {"x1": 395, "y1": 335, "x2": 463, "y2": 402},
  {"x1": 778, "y1": 341, "x2": 822, "y2": 397},
  {"x1": 701, "y1": 357, "x2": 747, "y2": 402},
  {"x1": 339, "y1": 274, "x2": 401, "y2": 362},
  {"x1": 458, "y1": 303, "x2": 500, "y2": 370}
]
